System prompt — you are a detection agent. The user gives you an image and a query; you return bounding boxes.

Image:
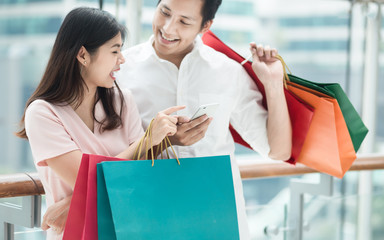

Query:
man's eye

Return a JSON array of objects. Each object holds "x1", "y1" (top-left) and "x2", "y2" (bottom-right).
[{"x1": 161, "y1": 9, "x2": 170, "y2": 16}]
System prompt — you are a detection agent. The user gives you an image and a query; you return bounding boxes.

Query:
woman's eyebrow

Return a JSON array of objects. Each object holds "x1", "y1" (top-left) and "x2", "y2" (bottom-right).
[{"x1": 111, "y1": 43, "x2": 122, "y2": 48}]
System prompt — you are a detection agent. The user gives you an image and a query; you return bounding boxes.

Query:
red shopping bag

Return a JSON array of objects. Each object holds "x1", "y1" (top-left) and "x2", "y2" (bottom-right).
[
  {"x1": 63, "y1": 124, "x2": 175, "y2": 239},
  {"x1": 202, "y1": 30, "x2": 314, "y2": 163},
  {"x1": 63, "y1": 154, "x2": 129, "y2": 240}
]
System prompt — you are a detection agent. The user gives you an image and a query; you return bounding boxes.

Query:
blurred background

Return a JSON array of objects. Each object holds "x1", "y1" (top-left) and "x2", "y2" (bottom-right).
[{"x1": 0, "y1": 0, "x2": 384, "y2": 239}]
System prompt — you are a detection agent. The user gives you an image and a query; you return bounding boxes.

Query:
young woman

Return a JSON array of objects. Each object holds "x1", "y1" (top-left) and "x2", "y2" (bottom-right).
[{"x1": 16, "y1": 7, "x2": 182, "y2": 239}]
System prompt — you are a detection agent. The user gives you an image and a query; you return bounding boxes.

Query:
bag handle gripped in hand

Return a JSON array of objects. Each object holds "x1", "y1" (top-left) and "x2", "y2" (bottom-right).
[
  {"x1": 133, "y1": 119, "x2": 180, "y2": 166},
  {"x1": 275, "y1": 55, "x2": 291, "y2": 90}
]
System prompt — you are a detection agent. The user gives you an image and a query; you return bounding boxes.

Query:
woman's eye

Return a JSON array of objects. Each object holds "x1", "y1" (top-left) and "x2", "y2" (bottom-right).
[{"x1": 181, "y1": 21, "x2": 190, "y2": 26}]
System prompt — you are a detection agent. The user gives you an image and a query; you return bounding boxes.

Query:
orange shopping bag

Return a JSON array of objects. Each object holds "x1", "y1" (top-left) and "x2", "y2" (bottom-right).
[{"x1": 287, "y1": 81, "x2": 356, "y2": 178}]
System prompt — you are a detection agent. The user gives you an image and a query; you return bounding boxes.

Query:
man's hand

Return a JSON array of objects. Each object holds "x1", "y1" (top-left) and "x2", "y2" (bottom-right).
[
  {"x1": 169, "y1": 115, "x2": 212, "y2": 146},
  {"x1": 250, "y1": 43, "x2": 284, "y2": 89},
  {"x1": 41, "y1": 195, "x2": 72, "y2": 234}
]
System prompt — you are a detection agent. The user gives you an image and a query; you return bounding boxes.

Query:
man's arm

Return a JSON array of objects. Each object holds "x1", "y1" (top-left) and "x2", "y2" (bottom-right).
[{"x1": 250, "y1": 43, "x2": 292, "y2": 160}]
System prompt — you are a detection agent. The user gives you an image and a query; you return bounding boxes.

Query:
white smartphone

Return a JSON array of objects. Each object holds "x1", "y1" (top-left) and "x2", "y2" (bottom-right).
[{"x1": 190, "y1": 103, "x2": 220, "y2": 121}]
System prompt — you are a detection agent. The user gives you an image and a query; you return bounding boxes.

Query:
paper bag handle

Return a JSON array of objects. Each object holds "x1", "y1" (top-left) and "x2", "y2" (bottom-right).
[
  {"x1": 275, "y1": 54, "x2": 291, "y2": 89},
  {"x1": 133, "y1": 119, "x2": 180, "y2": 166}
]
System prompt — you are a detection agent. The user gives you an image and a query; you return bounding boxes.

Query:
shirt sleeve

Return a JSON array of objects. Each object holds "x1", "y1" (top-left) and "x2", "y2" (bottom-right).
[
  {"x1": 121, "y1": 89, "x2": 144, "y2": 145},
  {"x1": 25, "y1": 100, "x2": 79, "y2": 167},
  {"x1": 230, "y1": 67, "x2": 271, "y2": 158}
]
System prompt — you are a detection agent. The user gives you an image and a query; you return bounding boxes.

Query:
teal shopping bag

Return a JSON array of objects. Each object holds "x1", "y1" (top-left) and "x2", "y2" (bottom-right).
[
  {"x1": 287, "y1": 74, "x2": 368, "y2": 152},
  {"x1": 97, "y1": 155, "x2": 239, "y2": 240}
]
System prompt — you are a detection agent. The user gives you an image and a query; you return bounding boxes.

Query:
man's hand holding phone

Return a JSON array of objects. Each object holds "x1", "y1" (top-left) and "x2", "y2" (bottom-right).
[
  {"x1": 189, "y1": 103, "x2": 220, "y2": 121},
  {"x1": 168, "y1": 103, "x2": 219, "y2": 146}
]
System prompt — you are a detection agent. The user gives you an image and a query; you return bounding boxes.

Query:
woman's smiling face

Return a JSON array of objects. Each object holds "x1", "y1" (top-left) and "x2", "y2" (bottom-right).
[{"x1": 83, "y1": 32, "x2": 125, "y2": 90}]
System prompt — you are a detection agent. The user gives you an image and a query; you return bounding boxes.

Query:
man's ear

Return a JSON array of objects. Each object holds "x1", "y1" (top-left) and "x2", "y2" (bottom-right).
[
  {"x1": 76, "y1": 46, "x2": 89, "y2": 66},
  {"x1": 200, "y1": 20, "x2": 213, "y2": 35}
]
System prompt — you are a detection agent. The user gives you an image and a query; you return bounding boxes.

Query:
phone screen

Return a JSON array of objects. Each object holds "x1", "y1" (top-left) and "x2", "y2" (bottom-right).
[{"x1": 190, "y1": 103, "x2": 220, "y2": 120}]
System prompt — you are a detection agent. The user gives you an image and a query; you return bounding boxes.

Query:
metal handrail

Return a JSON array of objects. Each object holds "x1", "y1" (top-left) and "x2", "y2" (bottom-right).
[
  {"x1": 0, "y1": 172, "x2": 44, "y2": 198},
  {"x1": 240, "y1": 153, "x2": 384, "y2": 179},
  {"x1": 0, "y1": 154, "x2": 383, "y2": 198}
]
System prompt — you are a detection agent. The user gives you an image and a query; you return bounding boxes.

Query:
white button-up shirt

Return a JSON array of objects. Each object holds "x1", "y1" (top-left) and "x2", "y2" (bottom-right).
[{"x1": 117, "y1": 35, "x2": 270, "y2": 240}]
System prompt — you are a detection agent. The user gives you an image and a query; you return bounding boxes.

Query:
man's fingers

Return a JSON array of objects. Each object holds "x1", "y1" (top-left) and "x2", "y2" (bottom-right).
[
  {"x1": 264, "y1": 45, "x2": 271, "y2": 60},
  {"x1": 187, "y1": 115, "x2": 210, "y2": 129},
  {"x1": 271, "y1": 48, "x2": 278, "y2": 58},
  {"x1": 187, "y1": 117, "x2": 212, "y2": 133},
  {"x1": 250, "y1": 43, "x2": 261, "y2": 64},
  {"x1": 250, "y1": 42, "x2": 279, "y2": 63},
  {"x1": 161, "y1": 105, "x2": 186, "y2": 115},
  {"x1": 176, "y1": 115, "x2": 190, "y2": 124},
  {"x1": 186, "y1": 118, "x2": 212, "y2": 139}
]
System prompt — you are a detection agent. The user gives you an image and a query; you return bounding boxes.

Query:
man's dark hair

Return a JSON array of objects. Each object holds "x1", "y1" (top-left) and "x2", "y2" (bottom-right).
[{"x1": 157, "y1": 0, "x2": 222, "y2": 28}]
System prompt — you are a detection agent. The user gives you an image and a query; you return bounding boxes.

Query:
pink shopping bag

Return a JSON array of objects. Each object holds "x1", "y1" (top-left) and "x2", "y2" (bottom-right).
[{"x1": 63, "y1": 154, "x2": 129, "y2": 240}]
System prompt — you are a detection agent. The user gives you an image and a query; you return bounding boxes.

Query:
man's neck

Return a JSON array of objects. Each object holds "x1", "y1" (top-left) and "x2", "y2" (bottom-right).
[{"x1": 153, "y1": 43, "x2": 195, "y2": 69}]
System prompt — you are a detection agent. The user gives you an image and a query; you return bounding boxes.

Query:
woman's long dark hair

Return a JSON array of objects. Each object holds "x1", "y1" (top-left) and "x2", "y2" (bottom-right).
[{"x1": 16, "y1": 7, "x2": 127, "y2": 139}]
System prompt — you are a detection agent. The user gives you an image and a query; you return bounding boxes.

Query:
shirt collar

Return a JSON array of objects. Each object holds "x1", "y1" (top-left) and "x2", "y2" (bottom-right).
[
  {"x1": 194, "y1": 34, "x2": 212, "y2": 62},
  {"x1": 135, "y1": 35, "x2": 157, "y2": 62},
  {"x1": 136, "y1": 35, "x2": 211, "y2": 63}
]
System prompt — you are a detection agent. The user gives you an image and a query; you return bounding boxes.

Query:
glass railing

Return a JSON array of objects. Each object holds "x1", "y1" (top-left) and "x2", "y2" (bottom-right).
[
  {"x1": 246, "y1": 203, "x2": 288, "y2": 240},
  {"x1": 14, "y1": 226, "x2": 45, "y2": 240},
  {"x1": 1, "y1": 155, "x2": 384, "y2": 240},
  {"x1": 5, "y1": 189, "x2": 384, "y2": 240}
]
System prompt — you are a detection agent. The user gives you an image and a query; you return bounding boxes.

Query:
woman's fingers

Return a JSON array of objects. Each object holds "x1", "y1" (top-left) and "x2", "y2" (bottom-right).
[
  {"x1": 156, "y1": 105, "x2": 185, "y2": 125},
  {"x1": 41, "y1": 219, "x2": 50, "y2": 230},
  {"x1": 161, "y1": 105, "x2": 185, "y2": 115}
]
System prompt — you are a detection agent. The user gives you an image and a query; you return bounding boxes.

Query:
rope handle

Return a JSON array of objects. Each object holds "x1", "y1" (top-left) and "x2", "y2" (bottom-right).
[
  {"x1": 275, "y1": 54, "x2": 291, "y2": 89},
  {"x1": 133, "y1": 119, "x2": 180, "y2": 166}
]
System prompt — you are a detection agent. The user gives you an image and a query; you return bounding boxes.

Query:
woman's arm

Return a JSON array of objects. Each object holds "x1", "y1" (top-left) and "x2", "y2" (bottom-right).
[
  {"x1": 42, "y1": 105, "x2": 184, "y2": 233},
  {"x1": 46, "y1": 105, "x2": 184, "y2": 189},
  {"x1": 41, "y1": 194, "x2": 72, "y2": 234}
]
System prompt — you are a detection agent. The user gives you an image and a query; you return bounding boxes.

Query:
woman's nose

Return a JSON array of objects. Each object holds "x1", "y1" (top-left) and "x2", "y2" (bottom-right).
[{"x1": 118, "y1": 54, "x2": 125, "y2": 65}]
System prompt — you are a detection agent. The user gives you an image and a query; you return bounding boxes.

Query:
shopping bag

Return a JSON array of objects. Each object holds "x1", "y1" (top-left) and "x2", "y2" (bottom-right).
[
  {"x1": 287, "y1": 74, "x2": 368, "y2": 152},
  {"x1": 64, "y1": 119, "x2": 177, "y2": 239},
  {"x1": 63, "y1": 154, "x2": 127, "y2": 240},
  {"x1": 286, "y1": 81, "x2": 356, "y2": 178},
  {"x1": 97, "y1": 155, "x2": 240, "y2": 240},
  {"x1": 202, "y1": 30, "x2": 314, "y2": 163}
]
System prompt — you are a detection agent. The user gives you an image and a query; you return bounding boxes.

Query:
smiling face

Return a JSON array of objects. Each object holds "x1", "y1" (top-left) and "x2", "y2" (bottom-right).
[
  {"x1": 152, "y1": 0, "x2": 212, "y2": 66},
  {"x1": 81, "y1": 32, "x2": 125, "y2": 90}
]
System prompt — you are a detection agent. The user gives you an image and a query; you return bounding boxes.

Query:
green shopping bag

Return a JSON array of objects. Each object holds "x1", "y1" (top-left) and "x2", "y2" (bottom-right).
[
  {"x1": 287, "y1": 73, "x2": 368, "y2": 152},
  {"x1": 97, "y1": 155, "x2": 239, "y2": 240}
]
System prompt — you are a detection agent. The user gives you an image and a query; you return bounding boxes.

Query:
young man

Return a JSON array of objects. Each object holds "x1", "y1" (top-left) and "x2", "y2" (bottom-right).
[{"x1": 117, "y1": 0, "x2": 292, "y2": 239}]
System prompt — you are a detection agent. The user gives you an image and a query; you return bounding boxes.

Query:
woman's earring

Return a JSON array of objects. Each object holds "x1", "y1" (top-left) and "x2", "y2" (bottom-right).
[{"x1": 84, "y1": 61, "x2": 87, "y2": 65}]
